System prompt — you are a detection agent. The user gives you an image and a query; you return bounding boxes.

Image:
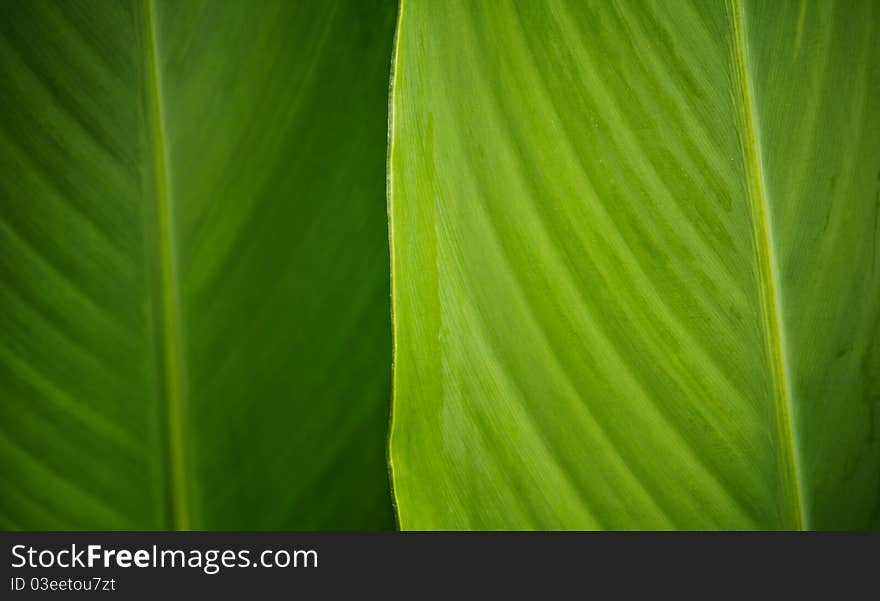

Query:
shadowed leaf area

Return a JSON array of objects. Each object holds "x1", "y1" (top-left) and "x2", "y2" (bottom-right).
[{"x1": 0, "y1": 0, "x2": 396, "y2": 530}]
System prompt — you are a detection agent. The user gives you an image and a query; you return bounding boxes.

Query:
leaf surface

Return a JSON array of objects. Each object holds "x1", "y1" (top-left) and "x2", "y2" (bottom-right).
[
  {"x1": 388, "y1": 0, "x2": 880, "y2": 529},
  {"x1": 0, "y1": 0, "x2": 396, "y2": 529}
]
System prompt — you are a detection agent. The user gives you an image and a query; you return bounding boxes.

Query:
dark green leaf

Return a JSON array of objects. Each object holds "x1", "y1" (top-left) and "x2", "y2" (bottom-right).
[{"x1": 0, "y1": 0, "x2": 396, "y2": 529}]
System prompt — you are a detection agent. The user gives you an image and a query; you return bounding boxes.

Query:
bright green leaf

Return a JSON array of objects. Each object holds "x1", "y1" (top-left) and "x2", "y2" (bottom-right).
[
  {"x1": 389, "y1": 0, "x2": 880, "y2": 529},
  {"x1": 0, "y1": 0, "x2": 396, "y2": 529}
]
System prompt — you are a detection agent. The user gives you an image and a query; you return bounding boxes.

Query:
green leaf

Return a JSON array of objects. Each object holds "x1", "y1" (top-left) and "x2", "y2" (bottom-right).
[
  {"x1": 388, "y1": 0, "x2": 880, "y2": 529},
  {"x1": 0, "y1": 0, "x2": 396, "y2": 529}
]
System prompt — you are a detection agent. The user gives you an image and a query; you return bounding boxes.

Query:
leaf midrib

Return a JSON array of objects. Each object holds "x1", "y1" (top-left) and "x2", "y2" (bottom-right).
[
  {"x1": 142, "y1": 0, "x2": 190, "y2": 531},
  {"x1": 728, "y1": 0, "x2": 806, "y2": 529}
]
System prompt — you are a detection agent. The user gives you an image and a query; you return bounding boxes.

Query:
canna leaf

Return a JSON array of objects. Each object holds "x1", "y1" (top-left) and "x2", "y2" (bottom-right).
[
  {"x1": 388, "y1": 0, "x2": 880, "y2": 529},
  {"x1": 0, "y1": 0, "x2": 396, "y2": 529}
]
